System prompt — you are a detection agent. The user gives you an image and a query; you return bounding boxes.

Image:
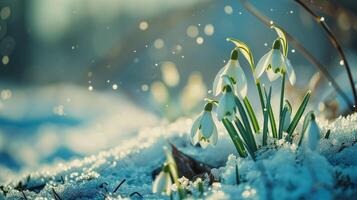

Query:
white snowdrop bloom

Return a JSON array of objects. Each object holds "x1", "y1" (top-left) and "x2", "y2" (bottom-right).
[
  {"x1": 217, "y1": 85, "x2": 237, "y2": 121},
  {"x1": 191, "y1": 103, "x2": 218, "y2": 148},
  {"x1": 302, "y1": 114, "x2": 320, "y2": 151},
  {"x1": 152, "y1": 164, "x2": 172, "y2": 195},
  {"x1": 213, "y1": 49, "x2": 248, "y2": 97},
  {"x1": 255, "y1": 40, "x2": 296, "y2": 85}
]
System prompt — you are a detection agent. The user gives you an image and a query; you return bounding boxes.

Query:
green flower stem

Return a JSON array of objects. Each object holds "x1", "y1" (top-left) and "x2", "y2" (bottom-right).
[
  {"x1": 286, "y1": 90, "x2": 311, "y2": 142},
  {"x1": 278, "y1": 72, "x2": 286, "y2": 139},
  {"x1": 243, "y1": 97, "x2": 260, "y2": 133},
  {"x1": 256, "y1": 81, "x2": 265, "y2": 112},
  {"x1": 234, "y1": 97, "x2": 258, "y2": 151},
  {"x1": 262, "y1": 87, "x2": 271, "y2": 146},
  {"x1": 222, "y1": 118, "x2": 247, "y2": 157}
]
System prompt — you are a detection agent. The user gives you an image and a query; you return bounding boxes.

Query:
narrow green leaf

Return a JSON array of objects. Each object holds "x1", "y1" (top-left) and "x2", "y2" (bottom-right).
[
  {"x1": 262, "y1": 87, "x2": 271, "y2": 146},
  {"x1": 271, "y1": 25, "x2": 288, "y2": 56},
  {"x1": 234, "y1": 97, "x2": 258, "y2": 152},
  {"x1": 301, "y1": 111, "x2": 314, "y2": 135},
  {"x1": 263, "y1": 87, "x2": 278, "y2": 138},
  {"x1": 235, "y1": 164, "x2": 240, "y2": 185},
  {"x1": 243, "y1": 97, "x2": 260, "y2": 133},
  {"x1": 234, "y1": 118, "x2": 256, "y2": 160},
  {"x1": 226, "y1": 38, "x2": 255, "y2": 70},
  {"x1": 287, "y1": 90, "x2": 311, "y2": 141},
  {"x1": 222, "y1": 118, "x2": 247, "y2": 157},
  {"x1": 324, "y1": 130, "x2": 331, "y2": 139},
  {"x1": 298, "y1": 110, "x2": 314, "y2": 146}
]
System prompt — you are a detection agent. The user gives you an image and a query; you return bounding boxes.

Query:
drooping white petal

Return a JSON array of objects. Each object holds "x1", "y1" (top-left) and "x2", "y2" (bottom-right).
[
  {"x1": 224, "y1": 60, "x2": 237, "y2": 78},
  {"x1": 210, "y1": 126, "x2": 218, "y2": 145},
  {"x1": 153, "y1": 172, "x2": 168, "y2": 194},
  {"x1": 255, "y1": 50, "x2": 273, "y2": 79},
  {"x1": 235, "y1": 66, "x2": 248, "y2": 98},
  {"x1": 217, "y1": 94, "x2": 227, "y2": 121},
  {"x1": 212, "y1": 67, "x2": 226, "y2": 96},
  {"x1": 200, "y1": 111, "x2": 214, "y2": 138},
  {"x1": 285, "y1": 59, "x2": 296, "y2": 85},
  {"x1": 191, "y1": 113, "x2": 202, "y2": 145},
  {"x1": 271, "y1": 50, "x2": 284, "y2": 72},
  {"x1": 217, "y1": 90, "x2": 236, "y2": 121},
  {"x1": 303, "y1": 120, "x2": 320, "y2": 151},
  {"x1": 266, "y1": 68, "x2": 280, "y2": 81}
]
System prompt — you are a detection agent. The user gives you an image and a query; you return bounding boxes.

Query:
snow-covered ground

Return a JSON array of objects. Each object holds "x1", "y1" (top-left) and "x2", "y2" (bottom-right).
[
  {"x1": 1, "y1": 109, "x2": 356, "y2": 199},
  {"x1": 0, "y1": 85, "x2": 159, "y2": 182}
]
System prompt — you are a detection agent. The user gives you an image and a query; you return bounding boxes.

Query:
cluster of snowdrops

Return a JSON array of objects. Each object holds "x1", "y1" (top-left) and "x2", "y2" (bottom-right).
[{"x1": 152, "y1": 26, "x2": 320, "y2": 199}]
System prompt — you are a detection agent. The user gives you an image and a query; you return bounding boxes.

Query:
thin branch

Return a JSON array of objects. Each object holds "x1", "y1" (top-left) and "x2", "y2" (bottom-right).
[
  {"x1": 129, "y1": 192, "x2": 143, "y2": 199},
  {"x1": 113, "y1": 179, "x2": 126, "y2": 193},
  {"x1": 21, "y1": 191, "x2": 28, "y2": 200},
  {"x1": 238, "y1": 0, "x2": 353, "y2": 109},
  {"x1": 295, "y1": 0, "x2": 357, "y2": 111},
  {"x1": 52, "y1": 188, "x2": 62, "y2": 200}
]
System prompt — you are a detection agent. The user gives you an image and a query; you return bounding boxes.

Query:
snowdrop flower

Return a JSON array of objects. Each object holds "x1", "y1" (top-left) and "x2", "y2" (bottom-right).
[
  {"x1": 152, "y1": 163, "x2": 173, "y2": 195},
  {"x1": 217, "y1": 85, "x2": 236, "y2": 121},
  {"x1": 302, "y1": 113, "x2": 320, "y2": 151},
  {"x1": 213, "y1": 49, "x2": 248, "y2": 97},
  {"x1": 191, "y1": 102, "x2": 218, "y2": 148},
  {"x1": 255, "y1": 40, "x2": 296, "y2": 85}
]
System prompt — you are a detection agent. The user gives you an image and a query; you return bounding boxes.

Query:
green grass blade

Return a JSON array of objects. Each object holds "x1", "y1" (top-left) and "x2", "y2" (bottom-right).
[
  {"x1": 287, "y1": 90, "x2": 311, "y2": 142},
  {"x1": 243, "y1": 97, "x2": 260, "y2": 133},
  {"x1": 324, "y1": 130, "x2": 331, "y2": 139},
  {"x1": 263, "y1": 87, "x2": 278, "y2": 138},
  {"x1": 262, "y1": 87, "x2": 271, "y2": 146},
  {"x1": 235, "y1": 164, "x2": 240, "y2": 185},
  {"x1": 234, "y1": 97, "x2": 257, "y2": 152},
  {"x1": 222, "y1": 118, "x2": 247, "y2": 157}
]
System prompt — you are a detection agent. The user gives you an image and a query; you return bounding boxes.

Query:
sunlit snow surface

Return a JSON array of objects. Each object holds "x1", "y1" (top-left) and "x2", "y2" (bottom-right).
[{"x1": 1, "y1": 110, "x2": 356, "y2": 199}]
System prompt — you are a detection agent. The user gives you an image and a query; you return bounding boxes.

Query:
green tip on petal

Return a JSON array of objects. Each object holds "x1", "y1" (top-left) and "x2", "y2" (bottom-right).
[
  {"x1": 224, "y1": 85, "x2": 233, "y2": 92},
  {"x1": 272, "y1": 40, "x2": 281, "y2": 50},
  {"x1": 310, "y1": 113, "x2": 315, "y2": 121},
  {"x1": 204, "y1": 102, "x2": 213, "y2": 111},
  {"x1": 163, "y1": 163, "x2": 170, "y2": 172},
  {"x1": 230, "y1": 49, "x2": 238, "y2": 60}
]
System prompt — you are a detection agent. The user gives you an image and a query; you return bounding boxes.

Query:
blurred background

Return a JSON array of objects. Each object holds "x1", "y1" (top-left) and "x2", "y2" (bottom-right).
[{"x1": 0, "y1": 0, "x2": 356, "y2": 180}]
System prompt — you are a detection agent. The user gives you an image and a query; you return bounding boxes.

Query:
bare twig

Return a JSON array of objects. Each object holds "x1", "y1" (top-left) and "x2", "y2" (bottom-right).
[
  {"x1": 52, "y1": 188, "x2": 62, "y2": 200},
  {"x1": 113, "y1": 179, "x2": 126, "y2": 193},
  {"x1": 238, "y1": 0, "x2": 353, "y2": 109},
  {"x1": 295, "y1": 0, "x2": 357, "y2": 111},
  {"x1": 129, "y1": 191, "x2": 143, "y2": 199},
  {"x1": 21, "y1": 191, "x2": 28, "y2": 200}
]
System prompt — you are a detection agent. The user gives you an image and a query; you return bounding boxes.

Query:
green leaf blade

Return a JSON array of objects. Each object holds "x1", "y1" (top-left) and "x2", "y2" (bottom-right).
[
  {"x1": 243, "y1": 97, "x2": 260, "y2": 133},
  {"x1": 222, "y1": 118, "x2": 247, "y2": 157},
  {"x1": 287, "y1": 90, "x2": 311, "y2": 141}
]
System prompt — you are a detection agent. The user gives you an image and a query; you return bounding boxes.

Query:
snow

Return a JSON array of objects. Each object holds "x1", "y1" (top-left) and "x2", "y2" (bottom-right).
[{"x1": 1, "y1": 112, "x2": 357, "y2": 199}]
